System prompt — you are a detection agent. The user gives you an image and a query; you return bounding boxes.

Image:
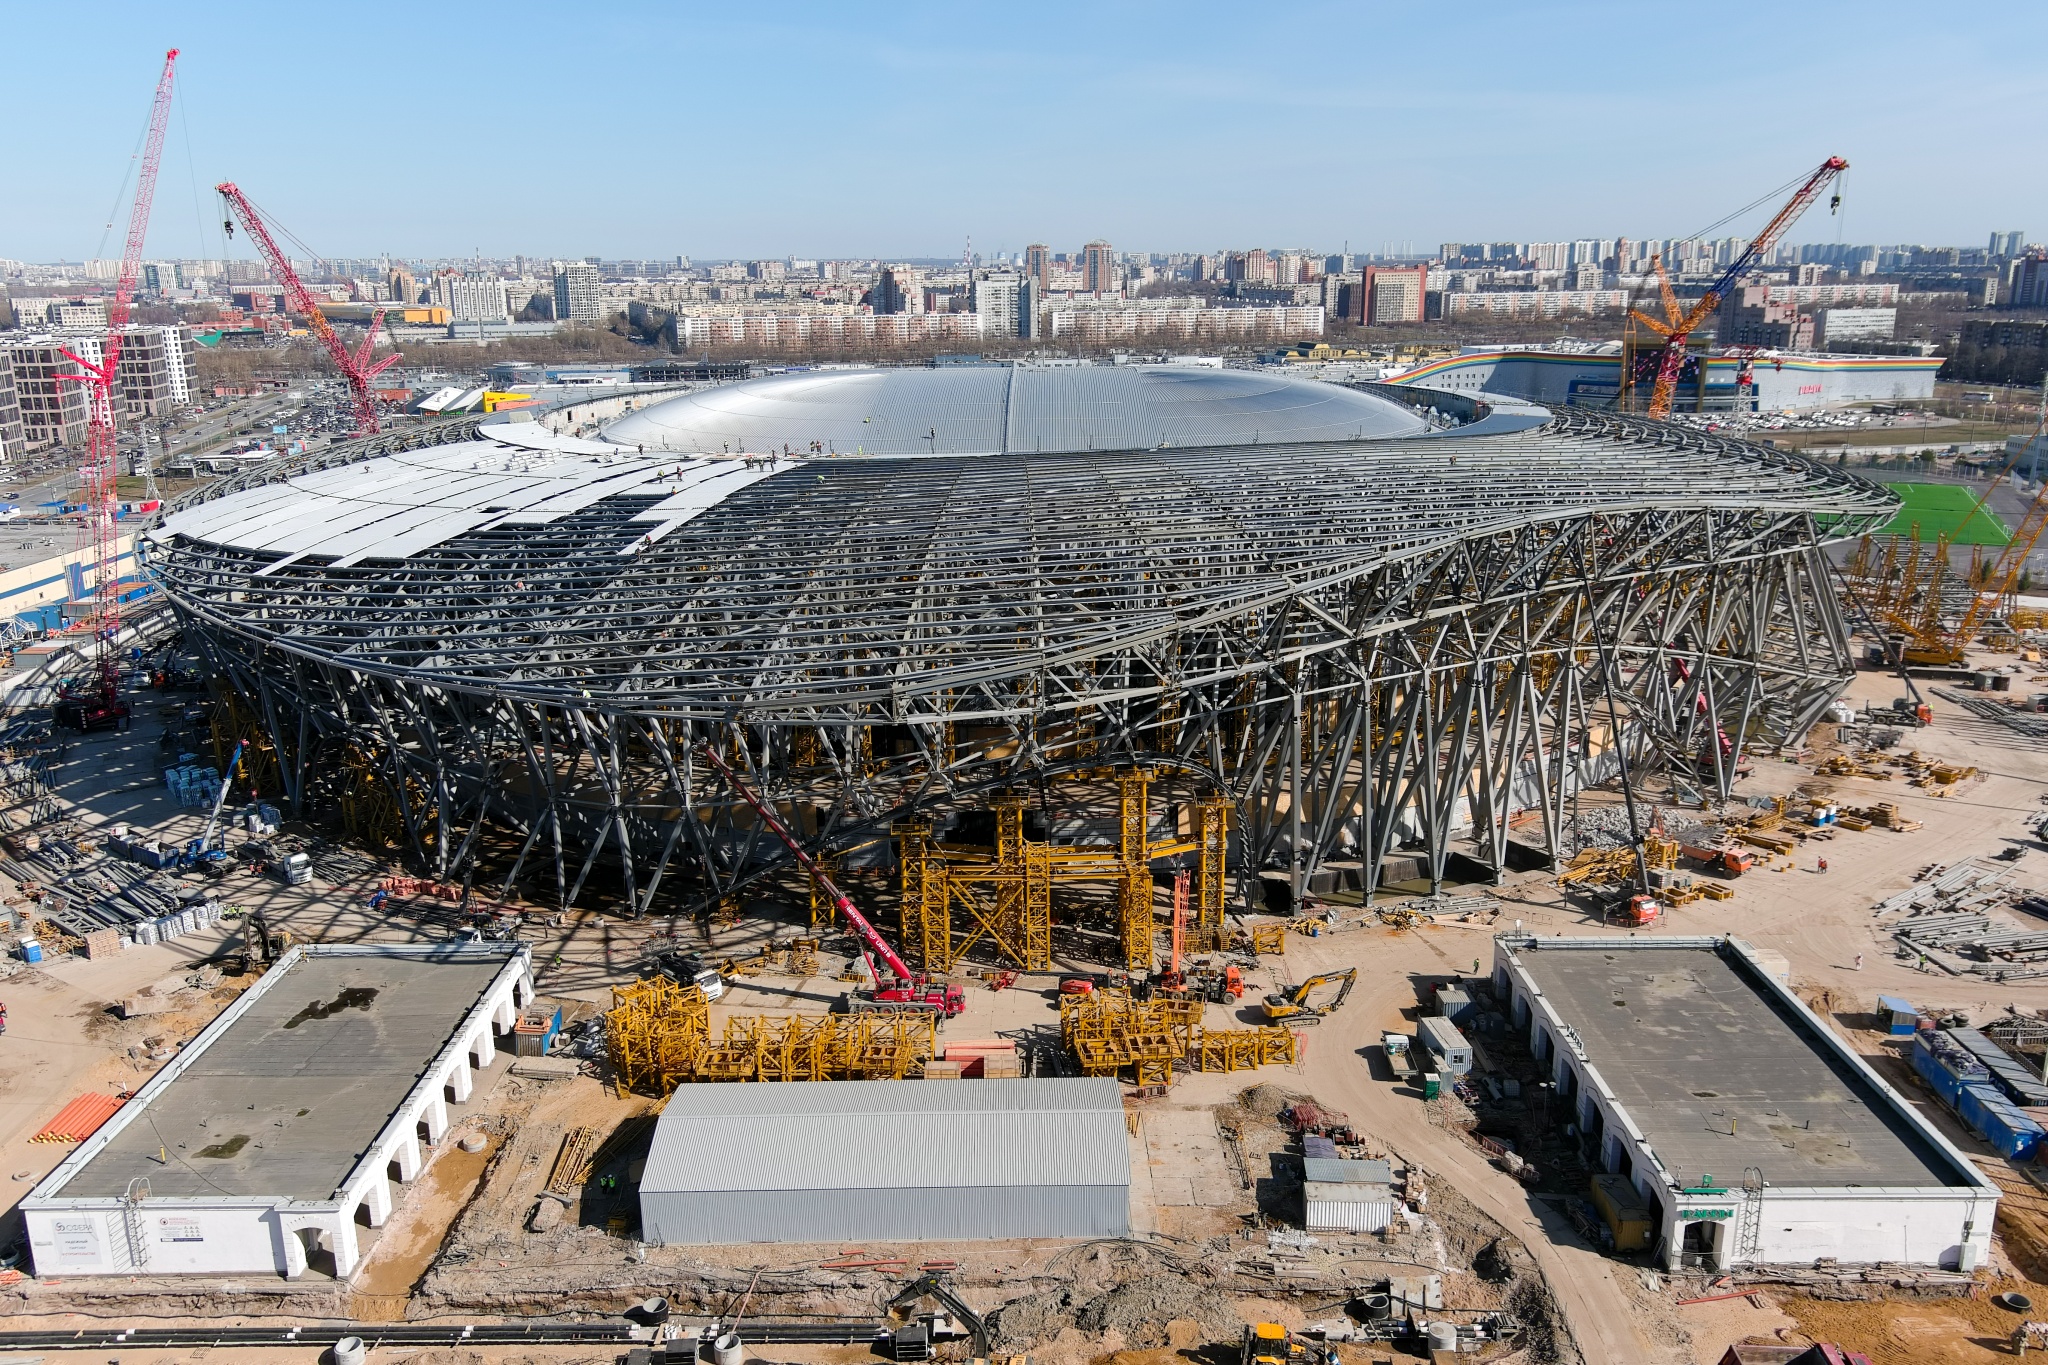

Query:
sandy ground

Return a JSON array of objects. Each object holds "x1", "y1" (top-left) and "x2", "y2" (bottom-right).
[{"x1": 10, "y1": 651, "x2": 2048, "y2": 1363}]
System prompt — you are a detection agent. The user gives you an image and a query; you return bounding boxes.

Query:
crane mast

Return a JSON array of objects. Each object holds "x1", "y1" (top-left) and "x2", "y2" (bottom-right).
[
  {"x1": 1631, "y1": 156, "x2": 1847, "y2": 420},
  {"x1": 53, "y1": 48, "x2": 179, "y2": 708},
  {"x1": 215, "y1": 182, "x2": 399, "y2": 436}
]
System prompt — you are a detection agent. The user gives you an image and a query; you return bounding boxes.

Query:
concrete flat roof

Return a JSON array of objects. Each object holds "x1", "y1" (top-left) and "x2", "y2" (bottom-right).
[
  {"x1": 1512, "y1": 942, "x2": 1970, "y2": 1190},
  {"x1": 50, "y1": 947, "x2": 514, "y2": 1201}
]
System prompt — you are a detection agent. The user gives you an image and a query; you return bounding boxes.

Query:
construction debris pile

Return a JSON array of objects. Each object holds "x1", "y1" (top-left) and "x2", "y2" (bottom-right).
[{"x1": 1059, "y1": 989, "x2": 1298, "y2": 1085}]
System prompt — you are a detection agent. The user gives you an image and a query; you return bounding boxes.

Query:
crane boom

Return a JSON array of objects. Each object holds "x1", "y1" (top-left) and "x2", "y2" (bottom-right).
[
  {"x1": 1635, "y1": 156, "x2": 1847, "y2": 419},
  {"x1": 699, "y1": 744, "x2": 915, "y2": 983},
  {"x1": 54, "y1": 48, "x2": 179, "y2": 674},
  {"x1": 215, "y1": 182, "x2": 397, "y2": 435}
]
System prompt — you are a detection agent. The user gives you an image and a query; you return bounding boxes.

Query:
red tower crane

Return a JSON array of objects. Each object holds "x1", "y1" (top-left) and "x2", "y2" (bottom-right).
[
  {"x1": 215, "y1": 182, "x2": 399, "y2": 435},
  {"x1": 1629, "y1": 156, "x2": 1848, "y2": 420},
  {"x1": 51, "y1": 47, "x2": 179, "y2": 732}
]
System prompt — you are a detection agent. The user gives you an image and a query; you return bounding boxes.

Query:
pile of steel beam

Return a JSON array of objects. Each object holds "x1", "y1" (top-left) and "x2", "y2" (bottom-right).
[{"x1": 1933, "y1": 686, "x2": 2048, "y2": 740}]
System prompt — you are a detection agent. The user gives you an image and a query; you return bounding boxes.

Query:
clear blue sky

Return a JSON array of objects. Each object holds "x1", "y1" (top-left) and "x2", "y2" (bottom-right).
[{"x1": 3, "y1": 0, "x2": 2041, "y2": 263}]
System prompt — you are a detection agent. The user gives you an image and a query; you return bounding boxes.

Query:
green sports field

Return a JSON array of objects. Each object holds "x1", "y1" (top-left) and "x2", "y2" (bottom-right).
[{"x1": 1876, "y1": 482, "x2": 2011, "y2": 546}]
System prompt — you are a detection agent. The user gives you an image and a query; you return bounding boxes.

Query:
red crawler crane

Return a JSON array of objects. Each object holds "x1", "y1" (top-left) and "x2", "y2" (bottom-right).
[
  {"x1": 51, "y1": 47, "x2": 180, "y2": 732},
  {"x1": 699, "y1": 744, "x2": 966, "y2": 1019},
  {"x1": 215, "y1": 182, "x2": 399, "y2": 435}
]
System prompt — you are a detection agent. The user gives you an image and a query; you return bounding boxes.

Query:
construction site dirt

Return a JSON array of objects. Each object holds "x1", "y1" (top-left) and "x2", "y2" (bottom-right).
[{"x1": 16, "y1": 654, "x2": 2048, "y2": 1364}]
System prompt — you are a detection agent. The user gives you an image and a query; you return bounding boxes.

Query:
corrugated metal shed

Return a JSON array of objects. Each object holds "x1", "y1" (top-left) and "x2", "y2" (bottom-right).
[
  {"x1": 1302, "y1": 1157, "x2": 1392, "y2": 1184},
  {"x1": 1417, "y1": 1015, "x2": 1473, "y2": 1074},
  {"x1": 638, "y1": 1078, "x2": 1130, "y2": 1245}
]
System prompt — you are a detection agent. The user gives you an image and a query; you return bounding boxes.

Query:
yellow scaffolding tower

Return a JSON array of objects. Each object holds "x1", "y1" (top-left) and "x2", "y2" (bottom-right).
[
  {"x1": 1192, "y1": 796, "x2": 1230, "y2": 951},
  {"x1": 605, "y1": 977, "x2": 711, "y2": 1094},
  {"x1": 892, "y1": 768, "x2": 1227, "y2": 976},
  {"x1": 1118, "y1": 768, "x2": 1153, "y2": 971}
]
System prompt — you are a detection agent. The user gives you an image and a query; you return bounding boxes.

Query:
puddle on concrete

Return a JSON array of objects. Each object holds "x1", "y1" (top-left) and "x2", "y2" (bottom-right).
[{"x1": 283, "y1": 986, "x2": 379, "y2": 1030}]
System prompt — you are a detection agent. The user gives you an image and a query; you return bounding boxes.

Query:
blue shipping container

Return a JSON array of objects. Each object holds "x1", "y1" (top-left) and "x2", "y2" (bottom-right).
[
  {"x1": 1916, "y1": 1032, "x2": 1989, "y2": 1108},
  {"x1": 1983, "y1": 1104, "x2": 2045, "y2": 1161},
  {"x1": 1959, "y1": 1083, "x2": 2007, "y2": 1138}
]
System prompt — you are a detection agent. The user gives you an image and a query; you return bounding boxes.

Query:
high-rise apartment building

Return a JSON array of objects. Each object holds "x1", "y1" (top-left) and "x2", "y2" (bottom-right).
[
  {"x1": 971, "y1": 272, "x2": 1023, "y2": 339},
  {"x1": 0, "y1": 350, "x2": 24, "y2": 463},
  {"x1": 552, "y1": 261, "x2": 601, "y2": 324},
  {"x1": 1024, "y1": 244, "x2": 1051, "y2": 290},
  {"x1": 2010, "y1": 255, "x2": 2048, "y2": 311},
  {"x1": 1, "y1": 337, "x2": 91, "y2": 450},
  {"x1": 1082, "y1": 241, "x2": 1116, "y2": 295},
  {"x1": 1356, "y1": 264, "x2": 1427, "y2": 325},
  {"x1": 873, "y1": 267, "x2": 921, "y2": 315},
  {"x1": 389, "y1": 268, "x2": 418, "y2": 304},
  {"x1": 1017, "y1": 278, "x2": 1042, "y2": 341},
  {"x1": 436, "y1": 274, "x2": 510, "y2": 324},
  {"x1": 113, "y1": 325, "x2": 193, "y2": 417},
  {"x1": 1991, "y1": 231, "x2": 2026, "y2": 258}
]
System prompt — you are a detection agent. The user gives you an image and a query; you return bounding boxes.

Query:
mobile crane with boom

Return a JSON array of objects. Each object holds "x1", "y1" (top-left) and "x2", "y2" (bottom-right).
[
  {"x1": 1626, "y1": 156, "x2": 1847, "y2": 420},
  {"x1": 699, "y1": 746, "x2": 965, "y2": 1020}
]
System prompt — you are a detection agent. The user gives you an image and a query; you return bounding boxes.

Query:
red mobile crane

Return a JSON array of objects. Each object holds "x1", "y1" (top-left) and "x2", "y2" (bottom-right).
[
  {"x1": 1629, "y1": 156, "x2": 1848, "y2": 420},
  {"x1": 51, "y1": 48, "x2": 180, "y2": 733},
  {"x1": 215, "y1": 182, "x2": 399, "y2": 436},
  {"x1": 699, "y1": 745, "x2": 965, "y2": 1019}
]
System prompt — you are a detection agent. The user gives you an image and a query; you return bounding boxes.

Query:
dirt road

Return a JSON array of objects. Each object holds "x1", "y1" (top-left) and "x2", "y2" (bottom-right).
[{"x1": 1291, "y1": 935, "x2": 1661, "y2": 1364}]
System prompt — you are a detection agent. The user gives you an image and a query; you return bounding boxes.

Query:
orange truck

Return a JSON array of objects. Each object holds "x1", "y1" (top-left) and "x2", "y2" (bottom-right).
[{"x1": 1680, "y1": 842, "x2": 1755, "y2": 877}]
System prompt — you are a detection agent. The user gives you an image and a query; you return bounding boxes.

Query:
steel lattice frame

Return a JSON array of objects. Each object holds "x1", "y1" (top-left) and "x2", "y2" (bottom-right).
[{"x1": 147, "y1": 394, "x2": 1895, "y2": 932}]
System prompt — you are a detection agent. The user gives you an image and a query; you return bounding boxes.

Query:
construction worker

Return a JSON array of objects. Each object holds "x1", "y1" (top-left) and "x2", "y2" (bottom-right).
[
  {"x1": 1855, "y1": 954, "x2": 1864, "y2": 971},
  {"x1": 1818, "y1": 857, "x2": 1829, "y2": 874}
]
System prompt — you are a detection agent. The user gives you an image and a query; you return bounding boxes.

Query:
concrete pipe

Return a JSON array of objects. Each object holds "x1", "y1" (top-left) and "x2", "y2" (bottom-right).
[
  {"x1": 331, "y1": 1335, "x2": 367, "y2": 1365},
  {"x1": 713, "y1": 1331, "x2": 744, "y2": 1365}
]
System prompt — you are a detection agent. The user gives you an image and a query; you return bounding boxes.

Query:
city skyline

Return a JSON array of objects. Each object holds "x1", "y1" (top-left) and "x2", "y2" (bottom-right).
[{"x1": 2, "y1": 0, "x2": 2044, "y2": 263}]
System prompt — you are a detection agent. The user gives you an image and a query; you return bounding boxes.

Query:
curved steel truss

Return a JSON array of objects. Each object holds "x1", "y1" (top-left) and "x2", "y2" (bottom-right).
[{"x1": 151, "y1": 397, "x2": 1894, "y2": 950}]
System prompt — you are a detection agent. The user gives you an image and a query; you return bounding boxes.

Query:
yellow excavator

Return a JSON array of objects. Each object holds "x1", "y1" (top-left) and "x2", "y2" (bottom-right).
[
  {"x1": 1260, "y1": 967, "x2": 1357, "y2": 1026},
  {"x1": 1241, "y1": 1321, "x2": 1335, "y2": 1365}
]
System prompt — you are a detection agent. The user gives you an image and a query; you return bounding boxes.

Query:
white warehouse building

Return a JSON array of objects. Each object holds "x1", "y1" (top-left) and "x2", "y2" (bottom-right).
[
  {"x1": 1387, "y1": 346, "x2": 1940, "y2": 410},
  {"x1": 21, "y1": 943, "x2": 533, "y2": 1281},
  {"x1": 1492, "y1": 935, "x2": 1997, "y2": 1273}
]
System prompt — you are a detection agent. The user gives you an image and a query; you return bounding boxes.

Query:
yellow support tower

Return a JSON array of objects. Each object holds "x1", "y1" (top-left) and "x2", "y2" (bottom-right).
[
  {"x1": 1193, "y1": 796, "x2": 1229, "y2": 950},
  {"x1": 894, "y1": 823, "x2": 953, "y2": 973},
  {"x1": 1022, "y1": 842, "x2": 1052, "y2": 969},
  {"x1": 605, "y1": 977, "x2": 710, "y2": 1094},
  {"x1": 1118, "y1": 768, "x2": 1154, "y2": 971},
  {"x1": 991, "y1": 796, "x2": 1030, "y2": 966},
  {"x1": 808, "y1": 853, "x2": 841, "y2": 929}
]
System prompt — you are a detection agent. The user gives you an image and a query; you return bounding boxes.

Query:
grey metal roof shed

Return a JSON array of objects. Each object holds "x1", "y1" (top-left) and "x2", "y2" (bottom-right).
[{"x1": 637, "y1": 1078, "x2": 1130, "y2": 1245}]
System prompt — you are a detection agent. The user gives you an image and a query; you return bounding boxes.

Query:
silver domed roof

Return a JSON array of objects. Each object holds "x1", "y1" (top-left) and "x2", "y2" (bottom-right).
[{"x1": 604, "y1": 364, "x2": 1428, "y2": 456}]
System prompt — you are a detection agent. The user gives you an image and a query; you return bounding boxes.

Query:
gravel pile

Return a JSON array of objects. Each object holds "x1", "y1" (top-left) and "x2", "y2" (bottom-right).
[{"x1": 990, "y1": 1275, "x2": 1238, "y2": 1351}]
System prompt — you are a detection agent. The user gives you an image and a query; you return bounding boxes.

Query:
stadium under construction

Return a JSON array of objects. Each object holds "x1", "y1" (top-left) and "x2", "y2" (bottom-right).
[{"x1": 144, "y1": 365, "x2": 1897, "y2": 971}]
